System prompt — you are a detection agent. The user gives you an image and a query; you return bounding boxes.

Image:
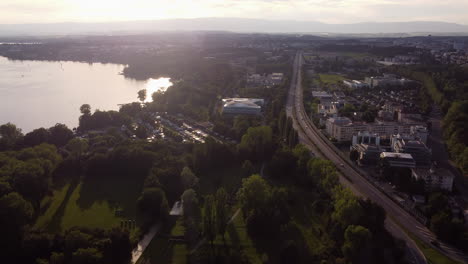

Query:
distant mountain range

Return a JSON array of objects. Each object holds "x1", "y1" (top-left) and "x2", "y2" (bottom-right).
[{"x1": 1, "y1": 18, "x2": 468, "y2": 36}]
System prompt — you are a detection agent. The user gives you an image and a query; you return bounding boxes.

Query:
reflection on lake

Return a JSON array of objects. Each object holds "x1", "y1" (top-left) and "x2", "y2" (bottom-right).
[
  {"x1": 0, "y1": 56, "x2": 171, "y2": 132},
  {"x1": 144, "y1": 77, "x2": 172, "y2": 102}
]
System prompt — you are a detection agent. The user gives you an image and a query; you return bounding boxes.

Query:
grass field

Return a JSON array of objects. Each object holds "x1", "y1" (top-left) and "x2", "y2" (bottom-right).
[
  {"x1": 34, "y1": 174, "x2": 144, "y2": 233},
  {"x1": 225, "y1": 210, "x2": 263, "y2": 264},
  {"x1": 318, "y1": 74, "x2": 345, "y2": 85}
]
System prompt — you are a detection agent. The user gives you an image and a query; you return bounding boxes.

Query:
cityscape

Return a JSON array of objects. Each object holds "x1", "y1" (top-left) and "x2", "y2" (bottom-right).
[{"x1": 0, "y1": 2, "x2": 468, "y2": 264}]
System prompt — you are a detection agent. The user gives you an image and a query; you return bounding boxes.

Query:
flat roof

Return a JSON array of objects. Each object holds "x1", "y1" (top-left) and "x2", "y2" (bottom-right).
[{"x1": 381, "y1": 152, "x2": 414, "y2": 159}]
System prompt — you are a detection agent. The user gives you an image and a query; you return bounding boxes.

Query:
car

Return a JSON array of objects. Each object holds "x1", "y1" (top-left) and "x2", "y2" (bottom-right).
[{"x1": 339, "y1": 163, "x2": 344, "y2": 167}]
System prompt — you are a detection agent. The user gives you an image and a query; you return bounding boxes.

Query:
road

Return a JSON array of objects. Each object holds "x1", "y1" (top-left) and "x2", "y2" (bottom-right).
[
  {"x1": 287, "y1": 51, "x2": 468, "y2": 264},
  {"x1": 131, "y1": 224, "x2": 161, "y2": 264}
]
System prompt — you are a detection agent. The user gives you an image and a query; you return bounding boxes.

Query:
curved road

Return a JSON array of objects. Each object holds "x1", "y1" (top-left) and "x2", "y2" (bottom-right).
[{"x1": 287, "y1": 51, "x2": 467, "y2": 264}]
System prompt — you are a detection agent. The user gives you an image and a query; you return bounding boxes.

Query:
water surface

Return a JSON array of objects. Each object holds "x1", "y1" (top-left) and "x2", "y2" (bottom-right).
[{"x1": 0, "y1": 56, "x2": 171, "y2": 132}]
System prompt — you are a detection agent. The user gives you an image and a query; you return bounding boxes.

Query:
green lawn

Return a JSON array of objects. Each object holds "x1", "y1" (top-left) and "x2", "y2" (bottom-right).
[
  {"x1": 226, "y1": 210, "x2": 263, "y2": 264},
  {"x1": 318, "y1": 74, "x2": 345, "y2": 85},
  {"x1": 34, "y1": 175, "x2": 144, "y2": 233},
  {"x1": 35, "y1": 183, "x2": 73, "y2": 230}
]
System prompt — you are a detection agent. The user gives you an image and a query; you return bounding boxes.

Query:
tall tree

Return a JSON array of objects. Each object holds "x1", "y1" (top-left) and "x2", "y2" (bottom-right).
[
  {"x1": 238, "y1": 126, "x2": 273, "y2": 162},
  {"x1": 180, "y1": 166, "x2": 199, "y2": 190},
  {"x1": 342, "y1": 225, "x2": 372, "y2": 263},
  {"x1": 0, "y1": 123, "x2": 23, "y2": 150},
  {"x1": 80, "y1": 104, "x2": 92, "y2": 116},
  {"x1": 237, "y1": 174, "x2": 271, "y2": 216},
  {"x1": 138, "y1": 89, "x2": 147, "y2": 103},
  {"x1": 215, "y1": 188, "x2": 229, "y2": 241},
  {"x1": 203, "y1": 195, "x2": 216, "y2": 250},
  {"x1": 48, "y1": 123, "x2": 74, "y2": 147}
]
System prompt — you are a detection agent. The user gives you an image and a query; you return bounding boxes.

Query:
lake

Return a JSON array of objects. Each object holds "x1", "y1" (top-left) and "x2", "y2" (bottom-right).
[{"x1": 0, "y1": 56, "x2": 172, "y2": 132}]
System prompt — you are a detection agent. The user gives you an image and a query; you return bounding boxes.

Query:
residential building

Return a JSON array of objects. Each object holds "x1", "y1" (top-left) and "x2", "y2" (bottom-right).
[
  {"x1": 313, "y1": 91, "x2": 334, "y2": 114},
  {"x1": 325, "y1": 117, "x2": 426, "y2": 142},
  {"x1": 326, "y1": 117, "x2": 368, "y2": 142},
  {"x1": 352, "y1": 131, "x2": 381, "y2": 146},
  {"x1": 411, "y1": 167, "x2": 454, "y2": 192},
  {"x1": 351, "y1": 144, "x2": 383, "y2": 165},
  {"x1": 410, "y1": 125, "x2": 428, "y2": 144},
  {"x1": 378, "y1": 110, "x2": 395, "y2": 121},
  {"x1": 391, "y1": 135, "x2": 432, "y2": 168}
]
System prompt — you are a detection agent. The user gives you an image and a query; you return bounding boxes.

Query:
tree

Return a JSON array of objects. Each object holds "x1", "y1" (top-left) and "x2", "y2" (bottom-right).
[
  {"x1": 362, "y1": 111, "x2": 376, "y2": 123},
  {"x1": 241, "y1": 160, "x2": 255, "y2": 177},
  {"x1": 342, "y1": 225, "x2": 372, "y2": 262},
  {"x1": 430, "y1": 212, "x2": 449, "y2": 239},
  {"x1": 0, "y1": 192, "x2": 34, "y2": 260},
  {"x1": 65, "y1": 138, "x2": 88, "y2": 160},
  {"x1": 180, "y1": 166, "x2": 199, "y2": 190},
  {"x1": 203, "y1": 195, "x2": 216, "y2": 249},
  {"x1": 135, "y1": 125, "x2": 148, "y2": 139},
  {"x1": 0, "y1": 123, "x2": 23, "y2": 150},
  {"x1": 48, "y1": 124, "x2": 74, "y2": 147},
  {"x1": 72, "y1": 248, "x2": 102, "y2": 264},
  {"x1": 24, "y1": 128, "x2": 50, "y2": 147},
  {"x1": 238, "y1": 126, "x2": 273, "y2": 162},
  {"x1": 12, "y1": 162, "x2": 48, "y2": 209},
  {"x1": 50, "y1": 252, "x2": 65, "y2": 264},
  {"x1": 237, "y1": 174, "x2": 271, "y2": 216},
  {"x1": 105, "y1": 228, "x2": 132, "y2": 264},
  {"x1": 119, "y1": 102, "x2": 142, "y2": 117},
  {"x1": 332, "y1": 188, "x2": 364, "y2": 227},
  {"x1": 49, "y1": 252, "x2": 65, "y2": 264},
  {"x1": 215, "y1": 188, "x2": 229, "y2": 241},
  {"x1": 138, "y1": 89, "x2": 147, "y2": 103},
  {"x1": 181, "y1": 189, "x2": 200, "y2": 246},
  {"x1": 181, "y1": 189, "x2": 199, "y2": 220},
  {"x1": 80, "y1": 104, "x2": 92, "y2": 116},
  {"x1": 137, "y1": 188, "x2": 169, "y2": 229}
]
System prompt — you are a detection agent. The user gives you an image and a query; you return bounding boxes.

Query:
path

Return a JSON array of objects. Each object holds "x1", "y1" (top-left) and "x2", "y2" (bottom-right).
[{"x1": 131, "y1": 224, "x2": 161, "y2": 264}]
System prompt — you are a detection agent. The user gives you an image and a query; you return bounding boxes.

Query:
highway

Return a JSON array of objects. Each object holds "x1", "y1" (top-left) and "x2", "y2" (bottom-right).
[{"x1": 287, "y1": 51, "x2": 468, "y2": 264}]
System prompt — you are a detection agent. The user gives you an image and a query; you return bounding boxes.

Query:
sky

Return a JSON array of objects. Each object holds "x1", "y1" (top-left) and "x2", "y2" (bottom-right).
[{"x1": 1, "y1": 0, "x2": 468, "y2": 25}]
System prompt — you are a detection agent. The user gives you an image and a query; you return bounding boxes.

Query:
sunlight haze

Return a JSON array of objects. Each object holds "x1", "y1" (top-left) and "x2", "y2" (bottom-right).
[{"x1": 1, "y1": 0, "x2": 468, "y2": 24}]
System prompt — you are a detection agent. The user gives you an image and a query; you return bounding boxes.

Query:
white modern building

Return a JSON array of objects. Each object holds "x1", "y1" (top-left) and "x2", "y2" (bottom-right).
[
  {"x1": 325, "y1": 117, "x2": 426, "y2": 142},
  {"x1": 365, "y1": 74, "x2": 412, "y2": 88},
  {"x1": 269, "y1": 73, "x2": 284, "y2": 85},
  {"x1": 222, "y1": 98, "x2": 264, "y2": 115},
  {"x1": 343, "y1": 80, "x2": 369, "y2": 89}
]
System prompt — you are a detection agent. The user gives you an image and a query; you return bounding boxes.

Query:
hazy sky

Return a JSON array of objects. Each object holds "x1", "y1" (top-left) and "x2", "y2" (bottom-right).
[{"x1": 1, "y1": 0, "x2": 468, "y2": 24}]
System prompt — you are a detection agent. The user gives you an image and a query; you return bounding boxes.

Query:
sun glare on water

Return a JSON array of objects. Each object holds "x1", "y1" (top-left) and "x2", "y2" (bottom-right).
[{"x1": 144, "y1": 77, "x2": 173, "y2": 102}]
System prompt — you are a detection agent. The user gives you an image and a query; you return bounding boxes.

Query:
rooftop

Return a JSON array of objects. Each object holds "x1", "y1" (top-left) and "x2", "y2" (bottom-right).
[{"x1": 381, "y1": 152, "x2": 414, "y2": 159}]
